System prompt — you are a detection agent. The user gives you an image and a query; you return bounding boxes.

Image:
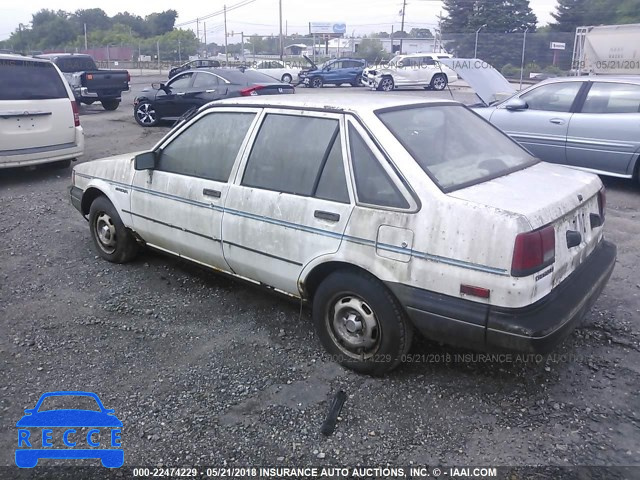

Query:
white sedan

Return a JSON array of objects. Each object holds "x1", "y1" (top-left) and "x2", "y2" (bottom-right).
[
  {"x1": 252, "y1": 60, "x2": 299, "y2": 84},
  {"x1": 69, "y1": 95, "x2": 616, "y2": 375}
]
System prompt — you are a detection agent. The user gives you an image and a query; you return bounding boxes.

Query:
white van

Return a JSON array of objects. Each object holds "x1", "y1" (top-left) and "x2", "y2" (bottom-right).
[{"x1": 0, "y1": 54, "x2": 84, "y2": 169}]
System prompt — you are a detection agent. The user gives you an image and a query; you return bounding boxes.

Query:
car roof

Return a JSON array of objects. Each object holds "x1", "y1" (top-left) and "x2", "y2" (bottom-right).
[
  {"x1": 0, "y1": 53, "x2": 52, "y2": 63},
  {"x1": 214, "y1": 94, "x2": 460, "y2": 114},
  {"x1": 36, "y1": 53, "x2": 92, "y2": 59},
  {"x1": 538, "y1": 75, "x2": 640, "y2": 86}
]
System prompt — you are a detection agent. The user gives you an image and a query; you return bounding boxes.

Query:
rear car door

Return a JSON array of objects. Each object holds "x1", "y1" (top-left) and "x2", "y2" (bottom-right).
[
  {"x1": 187, "y1": 72, "x2": 222, "y2": 109},
  {"x1": 490, "y1": 81, "x2": 583, "y2": 163},
  {"x1": 154, "y1": 72, "x2": 195, "y2": 119},
  {"x1": 130, "y1": 108, "x2": 260, "y2": 269},
  {"x1": 566, "y1": 81, "x2": 640, "y2": 175},
  {"x1": 222, "y1": 110, "x2": 354, "y2": 295},
  {"x1": 0, "y1": 58, "x2": 76, "y2": 159}
]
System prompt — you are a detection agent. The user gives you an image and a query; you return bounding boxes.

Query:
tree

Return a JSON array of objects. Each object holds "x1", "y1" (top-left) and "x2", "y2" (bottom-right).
[
  {"x1": 111, "y1": 12, "x2": 148, "y2": 37},
  {"x1": 145, "y1": 10, "x2": 178, "y2": 36},
  {"x1": 355, "y1": 38, "x2": 389, "y2": 62},
  {"x1": 409, "y1": 28, "x2": 433, "y2": 38},
  {"x1": 551, "y1": 0, "x2": 640, "y2": 31},
  {"x1": 71, "y1": 8, "x2": 112, "y2": 34}
]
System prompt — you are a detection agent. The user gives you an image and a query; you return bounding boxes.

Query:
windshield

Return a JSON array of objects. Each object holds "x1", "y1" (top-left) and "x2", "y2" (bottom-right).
[
  {"x1": 377, "y1": 105, "x2": 537, "y2": 192},
  {"x1": 38, "y1": 395, "x2": 101, "y2": 412},
  {"x1": 54, "y1": 56, "x2": 97, "y2": 72}
]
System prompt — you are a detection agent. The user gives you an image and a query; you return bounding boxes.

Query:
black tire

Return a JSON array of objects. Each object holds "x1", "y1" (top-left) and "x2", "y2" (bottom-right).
[
  {"x1": 52, "y1": 159, "x2": 71, "y2": 169},
  {"x1": 101, "y1": 100, "x2": 120, "y2": 111},
  {"x1": 351, "y1": 75, "x2": 363, "y2": 87},
  {"x1": 312, "y1": 270, "x2": 413, "y2": 375},
  {"x1": 134, "y1": 101, "x2": 160, "y2": 127},
  {"x1": 89, "y1": 196, "x2": 139, "y2": 264},
  {"x1": 311, "y1": 77, "x2": 324, "y2": 89},
  {"x1": 83, "y1": 100, "x2": 95, "y2": 105},
  {"x1": 281, "y1": 73, "x2": 293, "y2": 83},
  {"x1": 430, "y1": 73, "x2": 448, "y2": 91},
  {"x1": 377, "y1": 76, "x2": 395, "y2": 92}
]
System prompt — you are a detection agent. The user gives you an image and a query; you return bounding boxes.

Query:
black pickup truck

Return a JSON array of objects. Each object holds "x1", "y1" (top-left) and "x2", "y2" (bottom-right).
[{"x1": 36, "y1": 54, "x2": 130, "y2": 110}]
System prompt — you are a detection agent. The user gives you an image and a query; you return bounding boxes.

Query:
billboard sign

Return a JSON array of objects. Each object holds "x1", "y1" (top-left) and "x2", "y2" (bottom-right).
[{"x1": 310, "y1": 22, "x2": 347, "y2": 35}]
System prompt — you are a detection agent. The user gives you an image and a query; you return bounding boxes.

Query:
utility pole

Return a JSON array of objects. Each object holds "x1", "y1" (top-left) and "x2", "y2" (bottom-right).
[
  {"x1": 196, "y1": 18, "x2": 200, "y2": 44},
  {"x1": 241, "y1": 32, "x2": 245, "y2": 62},
  {"x1": 279, "y1": 0, "x2": 284, "y2": 60},
  {"x1": 84, "y1": 23, "x2": 88, "y2": 50},
  {"x1": 400, "y1": 0, "x2": 407, "y2": 54},
  {"x1": 178, "y1": 37, "x2": 182, "y2": 63},
  {"x1": 204, "y1": 22, "x2": 207, "y2": 57},
  {"x1": 157, "y1": 40, "x2": 160, "y2": 73},
  {"x1": 224, "y1": 5, "x2": 229, "y2": 65}
]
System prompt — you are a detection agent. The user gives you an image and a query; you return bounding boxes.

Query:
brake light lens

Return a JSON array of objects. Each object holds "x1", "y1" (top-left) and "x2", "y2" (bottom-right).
[
  {"x1": 511, "y1": 225, "x2": 555, "y2": 277},
  {"x1": 240, "y1": 85, "x2": 265, "y2": 96},
  {"x1": 71, "y1": 100, "x2": 80, "y2": 127},
  {"x1": 127, "y1": 71, "x2": 131, "y2": 83},
  {"x1": 87, "y1": 74, "x2": 93, "y2": 80},
  {"x1": 597, "y1": 187, "x2": 606, "y2": 221}
]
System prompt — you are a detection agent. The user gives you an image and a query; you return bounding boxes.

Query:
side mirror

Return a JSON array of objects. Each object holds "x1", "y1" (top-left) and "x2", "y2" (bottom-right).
[
  {"x1": 134, "y1": 151, "x2": 157, "y2": 170},
  {"x1": 505, "y1": 98, "x2": 528, "y2": 111},
  {"x1": 151, "y1": 82, "x2": 166, "y2": 91}
]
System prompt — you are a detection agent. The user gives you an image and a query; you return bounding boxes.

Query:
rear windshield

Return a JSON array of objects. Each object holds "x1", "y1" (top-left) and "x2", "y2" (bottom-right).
[
  {"x1": 221, "y1": 69, "x2": 282, "y2": 85},
  {"x1": 54, "y1": 56, "x2": 96, "y2": 72},
  {"x1": 377, "y1": 105, "x2": 537, "y2": 192},
  {"x1": 0, "y1": 59, "x2": 68, "y2": 100}
]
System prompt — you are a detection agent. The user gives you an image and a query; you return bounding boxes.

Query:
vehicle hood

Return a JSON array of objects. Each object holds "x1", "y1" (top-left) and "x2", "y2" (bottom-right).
[
  {"x1": 302, "y1": 55, "x2": 318, "y2": 72},
  {"x1": 439, "y1": 58, "x2": 516, "y2": 106},
  {"x1": 16, "y1": 410, "x2": 123, "y2": 427},
  {"x1": 449, "y1": 162, "x2": 602, "y2": 229}
]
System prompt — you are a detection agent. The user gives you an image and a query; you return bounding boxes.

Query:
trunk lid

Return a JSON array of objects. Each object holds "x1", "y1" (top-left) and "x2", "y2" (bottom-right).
[{"x1": 450, "y1": 162, "x2": 604, "y2": 286}]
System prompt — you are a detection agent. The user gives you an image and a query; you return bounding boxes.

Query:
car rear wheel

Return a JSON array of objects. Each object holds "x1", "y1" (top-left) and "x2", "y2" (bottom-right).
[
  {"x1": 134, "y1": 101, "x2": 159, "y2": 127},
  {"x1": 311, "y1": 77, "x2": 324, "y2": 88},
  {"x1": 430, "y1": 73, "x2": 448, "y2": 91},
  {"x1": 281, "y1": 73, "x2": 293, "y2": 83},
  {"x1": 312, "y1": 270, "x2": 413, "y2": 375},
  {"x1": 89, "y1": 196, "x2": 139, "y2": 264},
  {"x1": 377, "y1": 76, "x2": 395, "y2": 92},
  {"x1": 101, "y1": 100, "x2": 120, "y2": 111}
]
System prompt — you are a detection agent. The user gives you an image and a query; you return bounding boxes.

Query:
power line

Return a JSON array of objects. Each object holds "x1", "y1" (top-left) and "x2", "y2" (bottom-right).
[{"x1": 175, "y1": 0, "x2": 259, "y2": 27}]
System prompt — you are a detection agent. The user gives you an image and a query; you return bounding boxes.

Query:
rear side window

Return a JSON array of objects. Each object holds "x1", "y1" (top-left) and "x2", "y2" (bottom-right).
[
  {"x1": 348, "y1": 124, "x2": 409, "y2": 209},
  {"x1": 0, "y1": 59, "x2": 68, "y2": 100},
  {"x1": 582, "y1": 82, "x2": 640, "y2": 114},
  {"x1": 158, "y1": 112, "x2": 256, "y2": 182},
  {"x1": 242, "y1": 114, "x2": 341, "y2": 197}
]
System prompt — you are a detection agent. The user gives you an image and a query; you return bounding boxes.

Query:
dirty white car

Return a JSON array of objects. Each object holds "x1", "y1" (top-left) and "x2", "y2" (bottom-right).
[
  {"x1": 362, "y1": 54, "x2": 458, "y2": 91},
  {"x1": 69, "y1": 95, "x2": 616, "y2": 375},
  {"x1": 1, "y1": 54, "x2": 84, "y2": 169},
  {"x1": 252, "y1": 60, "x2": 300, "y2": 84}
]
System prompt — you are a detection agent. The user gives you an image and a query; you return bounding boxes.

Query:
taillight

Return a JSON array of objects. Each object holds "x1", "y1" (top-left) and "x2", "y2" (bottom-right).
[
  {"x1": 71, "y1": 100, "x2": 80, "y2": 127},
  {"x1": 127, "y1": 71, "x2": 131, "y2": 83},
  {"x1": 240, "y1": 85, "x2": 265, "y2": 96},
  {"x1": 511, "y1": 225, "x2": 555, "y2": 277},
  {"x1": 597, "y1": 187, "x2": 606, "y2": 221}
]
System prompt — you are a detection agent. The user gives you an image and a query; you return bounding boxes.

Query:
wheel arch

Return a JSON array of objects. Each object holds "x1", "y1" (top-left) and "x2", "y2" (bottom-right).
[
  {"x1": 81, "y1": 187, "x2": 108, "y2": 215},
  {"x1": 301, "y1": 260, "x2": 383, "y2": 302}
]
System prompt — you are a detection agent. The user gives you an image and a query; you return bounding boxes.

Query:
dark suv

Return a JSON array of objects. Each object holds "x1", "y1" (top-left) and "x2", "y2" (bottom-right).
[{"x1": 298, "y1": 56, "x2": 366, "y2": 88}]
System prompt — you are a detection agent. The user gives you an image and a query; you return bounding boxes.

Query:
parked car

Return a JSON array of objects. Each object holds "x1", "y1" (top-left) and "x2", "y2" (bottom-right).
[
  {"x1": 36, "y1": 53, "x2": 129, "y2": 111},
  {"x1": 133, "y1": 68, "x2": 294, "y2": 127},
  {"x1": 298, "y1": 56, "x2": 366, "y2": 88},
  {"x1": 362, "y1": 53, "x2": 458, "y2": 91},
  {"x1": 168, "y1": 59, "x2": 222, "y2": 79},
  {"x1": 70, "y1": 95, "x2": 616, "y2": 375},
  {"x1": 252, "y1": 59, "x2": 300, "y2": 84},
  {"x1": 472, "y1": 76, "x2": 640, "y2": 182},
  {"x1": 1, "y1": 54, "x2": 84, "y2": 169}
]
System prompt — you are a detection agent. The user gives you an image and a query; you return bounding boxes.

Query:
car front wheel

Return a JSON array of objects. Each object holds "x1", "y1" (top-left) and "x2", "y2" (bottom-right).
[
  {"x1": 311, "y1": 77, "x2": 324, "y2": 88},
  {"x1": 134, "y1": 101, "x2": 159, "y2": 127},
  {"x1": 377, "y1": 76, "x2": 395, "y2": 92},
  {"x1": 430, "y1": 73, "x2": 448, "y2": 91},
  {"x1": 89, "y1": 196, "x2": 139, "y2": 264},
  {"x1": 312, "y1": 270, "x2": 413, "y2": 375}
]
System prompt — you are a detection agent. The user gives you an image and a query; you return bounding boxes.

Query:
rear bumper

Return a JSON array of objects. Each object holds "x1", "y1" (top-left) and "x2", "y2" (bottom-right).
[
  {"x1": 0, "y1": 131, "x2": 84, "y2": 168},
  {"x1": 387, "y1": 240, "x2": 617, "y2": 353}
]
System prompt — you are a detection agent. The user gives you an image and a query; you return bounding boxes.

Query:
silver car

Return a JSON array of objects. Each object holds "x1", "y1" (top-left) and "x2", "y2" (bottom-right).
[{"x1": 472, "y1": 76, "x2": 640, "y2": 182}]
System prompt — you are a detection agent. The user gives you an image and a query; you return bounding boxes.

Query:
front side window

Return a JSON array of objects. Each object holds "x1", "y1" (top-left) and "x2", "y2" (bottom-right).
[
  {"x1": 377, "y1": 105, "x2": 536, "y2": 192},
  {"x1": 242, "y1": 114, "x2": 340, "y2": 197},
  {"x1": 520, "y1": 82, "x2": 582, "y2": 112},
  {"x1": 168, "y1": 73, "x2": 194, "y2": 90},
  {"x1": 348, "y1": 124, "x2": 409, "y2": 209},
  {"x1": 158, "y1": 112, "x2": 256, "y2": 181},
  {"x1": 582, "y1": 82, "x2": 640, "y2": 114}
]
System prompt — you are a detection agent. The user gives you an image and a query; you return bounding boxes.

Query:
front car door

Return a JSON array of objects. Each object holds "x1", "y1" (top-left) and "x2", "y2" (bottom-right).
[
  {"x1": 129, "y1": 108, "x2": 260, "y2": 269},
  {"x1": 490, "y1": 81, "x2": 584, "y2": 163},
  {"x1": 154, "y1": 72, "x2": 195, "y2": 119},
  {"x1": 566, "y1": 81, "x2": 640, "y2": 176},
  {"x1": 222, "y1": 109, "x2": 354, "y2": 295}
]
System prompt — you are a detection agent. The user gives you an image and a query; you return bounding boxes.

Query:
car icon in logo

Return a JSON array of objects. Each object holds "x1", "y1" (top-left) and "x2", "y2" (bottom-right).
[{"x1": 16, "y1": 391, "x2": 123, "y2": 468}]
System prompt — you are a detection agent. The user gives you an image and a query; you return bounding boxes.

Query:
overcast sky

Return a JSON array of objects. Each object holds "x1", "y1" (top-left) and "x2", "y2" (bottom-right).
[{"x1": 1, "y1": 0, "x2": 560, "y2": 43}]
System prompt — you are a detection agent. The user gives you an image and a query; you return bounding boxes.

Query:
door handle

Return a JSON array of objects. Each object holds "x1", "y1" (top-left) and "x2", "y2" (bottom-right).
[
  {"x1": 549, "y1": 118, "x2": 565, "y2": 125},
  {"x1": 203, "y1": 188, "x2": 221, "y2": 199},
  {"x1": 314, "y1": 210, "x2": 340, "y2": 222}
]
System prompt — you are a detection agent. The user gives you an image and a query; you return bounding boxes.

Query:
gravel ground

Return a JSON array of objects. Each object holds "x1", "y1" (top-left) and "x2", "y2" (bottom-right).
[{"x1": 1, "y1": 78, "x2": 639, "y2": 477}]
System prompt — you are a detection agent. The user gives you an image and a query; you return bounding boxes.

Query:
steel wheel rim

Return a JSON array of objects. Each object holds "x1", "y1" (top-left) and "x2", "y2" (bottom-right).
[
  {"x1": 381, "y1": 78, "x2": 394, "y2": 91},
  {"x1": 282, "y1": 74, "x2": 292, "y2": 83},
  {"x1": 312, "y1": 78, "x2": 322, "y2": 88},
  {"x1": 326, "y1": 294, "x2": 381, "y2": 359},
  {"x1": 95, "y1": 212, "x2": 117, "y2": 254},
  {"x1": 136, "y1": 103, "x2": 156, "y2": 125},
  {"x1": 433, "y1": 76, "x2": 446, "y2": 90}
]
